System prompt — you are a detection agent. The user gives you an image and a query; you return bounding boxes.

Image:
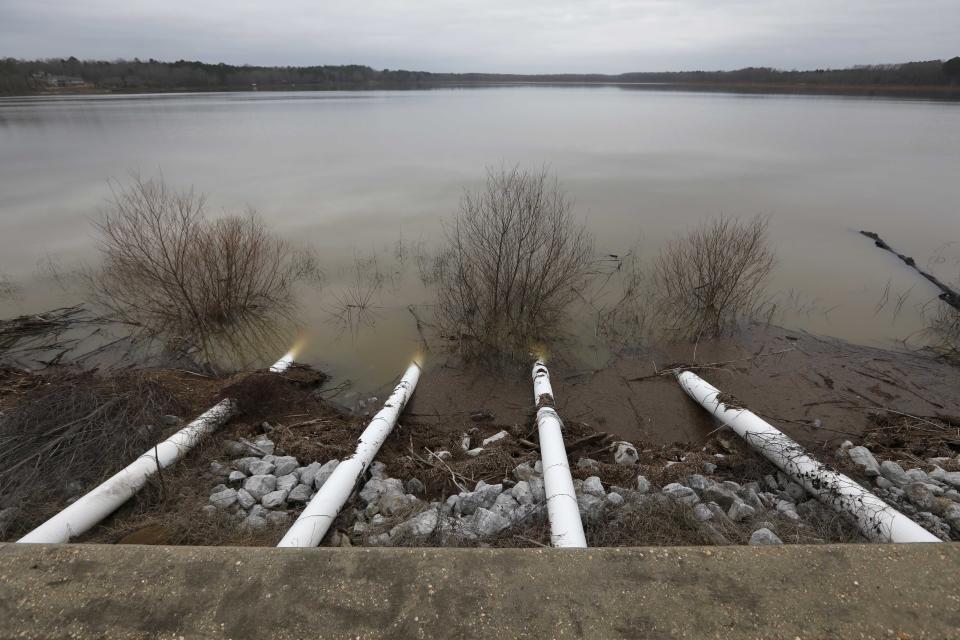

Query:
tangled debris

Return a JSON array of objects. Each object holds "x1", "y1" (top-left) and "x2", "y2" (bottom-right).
[{"x1": 0, "y1": 370, "x2": 187, "y2": 539}]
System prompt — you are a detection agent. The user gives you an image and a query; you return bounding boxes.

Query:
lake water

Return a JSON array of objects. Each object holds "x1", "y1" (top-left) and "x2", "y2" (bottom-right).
[{"x1": 1, "y1": 87, "x2": 958, "y2": 390}]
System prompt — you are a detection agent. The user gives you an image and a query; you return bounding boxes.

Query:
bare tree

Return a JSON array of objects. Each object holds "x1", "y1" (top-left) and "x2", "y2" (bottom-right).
[
  {"x1": 85, "y1": 176, "x2": 320, "y2": 369},
  {"x1": 0, "y1": 274, "x2": 19, "y2": 301},
  {"x1": 652, "y1": 216, "x2": 775, "y2": 340},
  {"x1": 435, "y1": 167, "x2": 594, "y2": 362}
]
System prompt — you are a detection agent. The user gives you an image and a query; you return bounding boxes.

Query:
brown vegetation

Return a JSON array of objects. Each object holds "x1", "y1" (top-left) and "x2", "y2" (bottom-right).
[
  {"x1": 652, "y1": 215, "x2": 775, "y2": 340},
  {"x1": 434, "y1": 167, "x2": 594, "y2": 362},
  {"x1": 0, "y1": 370, "x2": 186, "y2": 538},
  {"x1": 587, "y1": 495, "x2": 862, "y2": 546},
  {"x1": 927, "y1": 302, "x2": 960, "y2": 365},
  {"x1": 0, "y1": 274, "x2": 18, "y2": 301},
  {"x1": 85, "y1": 176, "x2": 320, "y2": 371}
]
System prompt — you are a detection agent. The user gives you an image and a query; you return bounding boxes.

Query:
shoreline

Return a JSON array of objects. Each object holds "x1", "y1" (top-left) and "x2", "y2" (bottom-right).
[
  {"x1": 5, "y1": 81, "x2": 959, "y2": 101},
  {"x1": 2, "y1": 323, "x2": 958, "y2": 545}
]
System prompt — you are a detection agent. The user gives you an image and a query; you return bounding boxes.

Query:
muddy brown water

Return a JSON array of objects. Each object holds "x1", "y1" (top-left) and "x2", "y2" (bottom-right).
[
  {"x1": 407, "y1": 325, "x2": 960, "y2": 448},
  {"x1": 1, "y1": 88, "x2": 959, "y2": 398}
]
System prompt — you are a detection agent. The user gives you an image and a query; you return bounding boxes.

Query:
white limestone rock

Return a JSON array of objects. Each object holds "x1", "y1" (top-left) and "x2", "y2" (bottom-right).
[
  {"x1": 243, "y1": 474, "x2": 277, "y2": 500},
  {"x1": 209, "y1": 488, "x2": 238, "y2": 509},
  {"x1": 287, "y1": 484, "x2": 313, "y2": 505},
  {"x1": 749, "y1": 527, "x2": 783, "y2": 545},
  {"x1": 613, "y1": 441, "x2": 639, "y2": 465},
  {"x1": 848, "y1": 446, "x2": 880, "y2": 477},
  {"x1": 582, "y1": 476, "x2": 606, "y2": 497},
  {"x1": 261, "y1": 490, "x2": 288, "y2": 509},
  {"x1": 272, "y1": 456, "x2": 300, "y2": 477}
]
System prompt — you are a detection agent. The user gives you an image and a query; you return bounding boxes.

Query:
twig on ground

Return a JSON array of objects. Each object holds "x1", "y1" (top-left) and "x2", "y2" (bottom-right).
[{"x1": 628, "y1": 348, "x2": 795, "y2": 382}]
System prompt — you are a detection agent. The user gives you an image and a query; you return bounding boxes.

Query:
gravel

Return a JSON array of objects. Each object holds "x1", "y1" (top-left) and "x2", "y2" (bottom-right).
[
  {"x1": 481, "y1": 430, "x2": 508, "y2": 446},
  {"x1": 702, "y1": 485, "x2": 738, "y2": 509},
  {"x1": 636, "y1": 476, "x2": 651, "y2": 493},
  {"x1": 879, "y1": 461, "x2": 911, "y2": 487},
  {"x1": 749, "y1": 527, "x2": 783, "y2": 545},
  {"x1": 391, "y1": 508, "x2": 440, "y2": 538},
  {"x1": 662, "y1": 483, "x2": 699, "y2": 505},
  {"x1": 241, "y1": 514, "x2": 267, "y2": 530},
  {"x1": 272, "y1": 456, "x2": 300, "y2": 476},
  {"x1": 776, "y1": 500, "x2": 801, "y2": 521},
  {"x1": 582, "y1": 476, "x2": 606, "y2": 497},
  {"x1": 276, "y1": 474, "x2": 299, "y2": 493},
  {"x1": 297, "y1": 462, "x2": 323, "y2": 488},
  {"x1": 200, "y1": 423, "x2": 960, "y2": 546},
  {"x1": 469, "y1": 507, "x2": 511, "y2": 537},
  {"x1": 511, "y1": 481, "x2": 534, "y2": 505},
  {"x1": 905, "y1": 482, "x2": 936, "y2": 511},
  {"x1": 613, "y1": 441, "x2": 639, "y2": 465},
  {"x1": 406, "y1": 478, "x2": 426, "y2": 496},
  {"x1": 693, "y1": 503, "x2": 713, "y2": 521},
  {"x1": 261, "y1": 490, "x2": 288, "y2": 509},
  {"x1": 577, "y1": 494, "x2": 605, "y2": 521},
  {"x1": 456, "y1": 481, "x2": 503, "y2": 516},
  {"x1": 247, "y1": 460, "x2": 276, "y2": 476},
  {"x1": 286, "y1": 484, "x2": 313, "y2": 505},
  {"x1": 847, "y1": 446, "x2": 880, "y2": 477},
  {"x1": 243, "y1": 475, "x2": 277, "y2": 501},
  {"x1": 314, "y1": 460, "x2": 340, "y2": 490},
  {"x1": 209, "y1": 488, "x2": 238, "y2": 509},
  {"x1": 728, "y1": 500, "x2": 756, "y2": 522},
  {"x1": 236, "y1": 489, "x2": 256, "y2": 510}
]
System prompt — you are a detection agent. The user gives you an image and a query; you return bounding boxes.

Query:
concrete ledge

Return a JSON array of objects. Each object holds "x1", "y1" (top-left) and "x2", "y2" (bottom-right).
[{"x1": 1, "y1": 543, "x2": 958, "y2": 639}]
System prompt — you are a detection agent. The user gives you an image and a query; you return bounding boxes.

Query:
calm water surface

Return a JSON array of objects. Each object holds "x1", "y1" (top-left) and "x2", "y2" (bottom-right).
[{"x1": 1, "y1": 88, "x2": 958, "y2": 389}]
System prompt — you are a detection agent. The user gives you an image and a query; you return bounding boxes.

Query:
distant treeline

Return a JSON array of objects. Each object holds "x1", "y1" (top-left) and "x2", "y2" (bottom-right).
[{"x1": 2, "y1": 56, "x2": 959, "y2": 96}]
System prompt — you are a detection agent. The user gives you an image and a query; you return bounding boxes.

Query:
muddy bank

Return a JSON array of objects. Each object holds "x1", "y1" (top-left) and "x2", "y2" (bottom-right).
[
  {"x1": 2, "y1": 324, "x2": 959, "y2": 546},
  {"x1": 406, "y1": 325, "x2": 960, "y2": 451}
]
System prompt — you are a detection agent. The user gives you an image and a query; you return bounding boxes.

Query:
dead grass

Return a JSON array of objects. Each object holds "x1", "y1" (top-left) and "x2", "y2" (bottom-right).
[
  {"x1": 587, "y1": 495, "x2": 864, "y2": 547},
  {"x1": 0, "y1": 369, "x2": 187, "y2": 538},
  {"x1": 81, "y1": 452, "x2": 287, "y2": 546},
  {"x1": 858, "y1": 412, "x2": 959, "y2": 462}
]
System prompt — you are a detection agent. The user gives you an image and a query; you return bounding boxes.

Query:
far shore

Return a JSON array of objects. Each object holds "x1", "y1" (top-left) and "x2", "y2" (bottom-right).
[{"x1": 8, "y1": 80, "x2": 960, "y2": 101}]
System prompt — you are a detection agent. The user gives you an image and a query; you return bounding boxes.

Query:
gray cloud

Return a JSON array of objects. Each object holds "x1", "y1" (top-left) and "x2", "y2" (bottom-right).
[{"x1": 1, "y1": 0, "x2": 957, "y2": 72}]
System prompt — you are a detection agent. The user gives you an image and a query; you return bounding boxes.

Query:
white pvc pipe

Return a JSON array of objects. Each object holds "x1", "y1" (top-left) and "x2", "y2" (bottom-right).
[
  {"x1": 676, "y1": 370, "x2": 941, "y2": 544},
  {"x1": 277, "y1": 359, "x2": 422, "y2": 547},
  {"x1": 533, "y1": 360, "x2": 587, "y2": 548},
  {"x1": 269, "y1": 352, "x2": 295, "y2": 373},
  {"x1": 18, "y1": 352, "x2": 296, "y2": 544},
  {"x1": 17, "y1": 400, "x2": 236, "y2": 543}
]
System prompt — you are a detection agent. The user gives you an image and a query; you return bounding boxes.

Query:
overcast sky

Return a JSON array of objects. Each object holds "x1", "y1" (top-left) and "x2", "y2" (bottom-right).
[{"x1": 2, "y1": 0, "x2": 957, "y2": 73}]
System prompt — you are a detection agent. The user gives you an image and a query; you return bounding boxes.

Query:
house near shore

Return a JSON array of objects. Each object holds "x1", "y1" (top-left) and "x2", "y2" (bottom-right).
[{"x1": 32, "y1": 72, "x2": 87, "y2": 88}]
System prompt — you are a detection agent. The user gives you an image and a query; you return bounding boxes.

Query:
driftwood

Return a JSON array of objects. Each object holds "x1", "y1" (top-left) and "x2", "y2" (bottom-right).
[{"x1": 860, "y1": 230, "x2": 960, "y2": 310}]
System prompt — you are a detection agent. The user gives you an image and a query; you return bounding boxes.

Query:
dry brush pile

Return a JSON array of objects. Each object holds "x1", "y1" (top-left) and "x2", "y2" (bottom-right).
[{"x1": 0, "y1": 370, "x2": 187, "y2": 538}]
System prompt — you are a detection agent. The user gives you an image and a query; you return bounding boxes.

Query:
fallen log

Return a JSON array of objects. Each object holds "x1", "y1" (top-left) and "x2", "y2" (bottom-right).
[{"x1": 860, "y1": 230, "x2": 960, "y2": 310}]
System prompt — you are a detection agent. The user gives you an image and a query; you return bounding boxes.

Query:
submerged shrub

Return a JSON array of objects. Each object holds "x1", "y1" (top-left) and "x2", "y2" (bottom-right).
[
  {"x1": 927, "y1": 299, "x2": 960, "y2": 364},
  {"x1": 652, "y1": 215, "x2": 775, "y2": 340},
  {"x1": 86, "y1": 177, "x2": 320, "y2": 369},
  {"x1": 435, "y1": 167, "x2": 594, "y2": 362}
]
